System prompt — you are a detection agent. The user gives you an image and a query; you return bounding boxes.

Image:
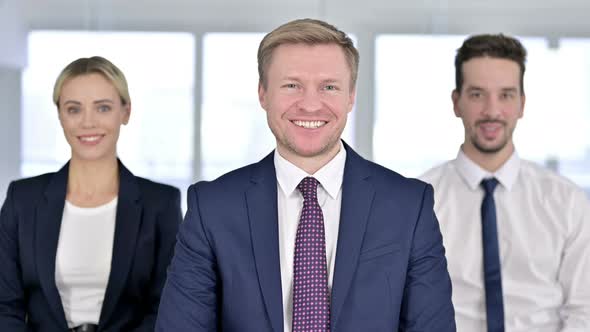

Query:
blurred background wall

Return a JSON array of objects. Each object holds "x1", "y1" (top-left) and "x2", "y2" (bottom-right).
[{"x1": 2, "y1": 0, "x2": 590, "y2": 205}]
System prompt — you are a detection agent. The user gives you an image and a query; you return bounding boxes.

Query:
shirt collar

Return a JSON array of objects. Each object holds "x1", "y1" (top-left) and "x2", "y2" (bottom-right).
[
  {"x1": 455, "y1": 147, "x2": 520, "y2": 191},
  {"x1": 274, "y1": 141, "x2": 346, "y2": 199}
]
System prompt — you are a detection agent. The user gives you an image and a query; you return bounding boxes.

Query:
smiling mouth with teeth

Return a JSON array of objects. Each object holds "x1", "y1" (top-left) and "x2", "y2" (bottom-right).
[
  {"x1": 292, "y1": 120, "x2": 327, "y2": 129},
  {"x1": 78, "y1": 135, "x2": 104, "y2": 143}
]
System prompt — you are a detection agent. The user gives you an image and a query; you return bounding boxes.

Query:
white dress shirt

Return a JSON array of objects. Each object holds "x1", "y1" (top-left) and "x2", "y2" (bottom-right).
[
  {"x1": 55, "y1": 197, "x2": 117, "y2": 328},
  {"x1": 274, "y1": 143, "x2": 346, "y2": 332},
  {"x1": 420, "y1": 149, "x2": 590, "y2": 332}
]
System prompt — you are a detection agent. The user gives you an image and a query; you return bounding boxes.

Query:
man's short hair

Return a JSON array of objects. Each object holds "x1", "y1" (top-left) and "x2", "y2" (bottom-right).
[
  {"x1": 455, "y1": 34, "x2": 527, "y2": 95},
  {"x1": 257, "y1": 18, "x2": 359, "y2": 89}
]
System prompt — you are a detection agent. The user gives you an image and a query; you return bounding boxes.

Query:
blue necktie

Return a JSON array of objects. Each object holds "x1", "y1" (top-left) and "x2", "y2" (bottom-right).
[{"x1": 481, "y1": 178, "x2": 505, "y2": 332}]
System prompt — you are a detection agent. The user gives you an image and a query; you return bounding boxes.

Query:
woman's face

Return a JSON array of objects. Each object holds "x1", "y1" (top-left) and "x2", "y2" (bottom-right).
[{"x1": 58, "y1": 73, "x2": 130, "y2": 163}]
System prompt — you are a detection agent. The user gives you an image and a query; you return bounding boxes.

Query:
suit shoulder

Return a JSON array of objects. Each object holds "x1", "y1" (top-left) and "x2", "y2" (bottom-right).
[
  {"x1": 190, "y1": 162, "x2": 259, "y2": 194},
  {"x1": 134, "y1": 176, "x2": 181, "y2": 198},
  {"x1": 418, "y1": 161, "x2": 454, "y2": 185},
  {"x1": 366, "y1": 160, "x2": 431, "y2": 194},
  {"x1": 6, "y1": 172, "x2": 55, "y2": 198},
  {"x1": 363, "y1": 160, "x2": 436, "y2": 221},
  {"x1": 10, "y1": 172, "x2": 55, "y2": 188}
]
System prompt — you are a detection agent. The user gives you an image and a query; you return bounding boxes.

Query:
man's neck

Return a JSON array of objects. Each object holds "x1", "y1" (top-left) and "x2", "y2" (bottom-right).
[
  {"x1": 277, "y1": 143, "x2": 342, "y2": 175},
  {"x1": 461, "y1": 143, "x2": 514, "y2": 173}
]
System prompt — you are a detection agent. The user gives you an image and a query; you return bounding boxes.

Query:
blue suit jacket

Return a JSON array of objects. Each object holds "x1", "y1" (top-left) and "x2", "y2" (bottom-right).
[
  {"x1": 156, "y1": 144, "x2": 455, "y2": 331},
  {"x1": 0, "y1": 161, "x2": 182, "y2": 331}
]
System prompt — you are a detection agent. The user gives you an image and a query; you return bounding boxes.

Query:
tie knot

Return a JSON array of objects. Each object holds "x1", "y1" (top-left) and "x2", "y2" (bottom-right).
[
  {"x1": 481, "y1": 177, "x2": 499, "y2": 194},
  {"x1": 297, "y1": 177, "x2": 319, "y2": 201}
]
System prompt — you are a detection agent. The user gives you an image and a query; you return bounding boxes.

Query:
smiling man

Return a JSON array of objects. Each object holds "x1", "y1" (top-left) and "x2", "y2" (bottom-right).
[
  {"x1": 156, "y1": 18, "x2": 455, "y2": 331},
  {"x1": 420, "y1": 34, "x2": 590, "y2": 331}
]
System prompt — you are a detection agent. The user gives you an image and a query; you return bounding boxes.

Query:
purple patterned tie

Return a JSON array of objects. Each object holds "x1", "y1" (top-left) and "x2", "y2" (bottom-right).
[{"x1": 292, "y1": 177, "x2": 330, "y2": 332}]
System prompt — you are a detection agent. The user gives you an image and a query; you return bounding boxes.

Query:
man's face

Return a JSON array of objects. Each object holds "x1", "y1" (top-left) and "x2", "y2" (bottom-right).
[
  {"x1": 259, "y1": 43, "x2": 355, "y2": 164},
  {"x1": 453, "y1": 56, "x2": 525, "y2": 156}
]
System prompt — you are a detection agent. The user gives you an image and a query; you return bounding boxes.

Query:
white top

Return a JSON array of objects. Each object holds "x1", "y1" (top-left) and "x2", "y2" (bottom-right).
[
  {"x1": 420, "y1": 149, "x2": 590, "y2": 332},
  {"x1": 274, "y1": 143, "x2": 346, "y2": 332},
  {"x1": 55, "y1": 197, "x2": 118, "y2": 328}
]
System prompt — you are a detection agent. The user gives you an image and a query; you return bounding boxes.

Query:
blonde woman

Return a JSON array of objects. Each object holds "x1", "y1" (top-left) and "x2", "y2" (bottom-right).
[{"x1": 0, "y1": 56, "x2": 182, "y2": 331}]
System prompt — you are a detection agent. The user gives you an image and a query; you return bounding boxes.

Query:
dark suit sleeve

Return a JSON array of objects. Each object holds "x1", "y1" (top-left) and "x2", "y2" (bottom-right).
[
  {"x1": 0, "y1": 182, "x2": 27, "y2": 331},
  {"x1": 155, "y1": 184, "x2": 218, "y2": 331},
  {"x1": 133, "y1": 187, "x2": 182, "y2": 331},
  {"x1": 400, "y1": 184, "x2": 456, "y2": 331}
]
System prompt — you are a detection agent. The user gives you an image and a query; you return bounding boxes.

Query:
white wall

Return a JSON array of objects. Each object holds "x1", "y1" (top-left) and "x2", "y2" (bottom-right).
[
  {"x1": 0, "y1": 68, "x2": 22, "y2": 203},
  {"x1": 22, "y1": 0, "x2": 590, "y2": 36},
  {"x1": 0, "y1": 0, "x2": 26, "y2": 202},
  {"x1": 0, "y1": 0, "x2": 26, "y2": 68}
]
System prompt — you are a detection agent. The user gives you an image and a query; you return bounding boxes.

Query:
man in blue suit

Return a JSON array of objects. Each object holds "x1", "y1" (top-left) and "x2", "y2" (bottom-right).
[{"x1": 156, "y1": 18, "x2": 455, "y2": 331}]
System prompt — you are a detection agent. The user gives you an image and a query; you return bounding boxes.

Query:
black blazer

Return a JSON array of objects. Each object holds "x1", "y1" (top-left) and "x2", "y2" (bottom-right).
[{"x1": 0, "y1": 161, "x2": 182, "y2": 331}]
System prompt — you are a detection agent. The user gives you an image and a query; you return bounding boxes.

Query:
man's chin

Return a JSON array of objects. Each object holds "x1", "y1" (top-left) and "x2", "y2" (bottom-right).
[
  {"x1": 293, "y1": 147, "x2": 329, "y2": 158},
  {"x1": 473, "y1": 141, "x2": 508, "y2": 154},
  {"x1": 286, "y1": 141, "x2": 337, "y2": 159}
]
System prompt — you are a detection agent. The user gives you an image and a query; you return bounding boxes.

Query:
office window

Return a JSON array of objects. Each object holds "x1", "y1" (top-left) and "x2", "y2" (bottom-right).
[
  {"x1": 520, "y1": 38, "x2": 590, "y2": 188},
  {"x1": 374, "y1": 35, "x2": 590, "y2": 191},
  {"x1": 22, "y1": 31, "x2": 195, "y2": 194},
  {"x1": 374, "y1": 35, "x2": 465, "y2": 177},
  {"x1": 201, "y1": 33, "x2": 273, "y2": 180}
]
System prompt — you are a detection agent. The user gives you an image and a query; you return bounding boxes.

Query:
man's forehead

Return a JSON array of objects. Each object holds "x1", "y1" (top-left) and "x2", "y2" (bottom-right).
[
  {"x1": 462, "y1": 58, "x2": 520, "y2": 84},
  {"x1": 271, "y1": 43, "x2": 346, "y2": 58},
  {"x1": 464, "y1": 84, "x2": 519, "y2": 91},
  {"x1": 461, "y1": 57, "x2": 520, "y2": 74},
  {"x1": 268, "y1": 45, "x2": 351, "y2": 72}
]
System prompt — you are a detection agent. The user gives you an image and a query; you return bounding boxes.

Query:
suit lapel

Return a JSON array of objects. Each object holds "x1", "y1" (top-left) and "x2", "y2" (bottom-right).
[
  {"x1": 99, "y1": 161, "x2": 142, "y2": 326},
  {"x1": 36, "y1": 163, "x2": 70, "y2": 329},
  {"x1": 245, "y1": 152, "x2": 284, "y2": 332},
  {"x1": 330, "y1": 143, "x2": 375, "y2": 329}
]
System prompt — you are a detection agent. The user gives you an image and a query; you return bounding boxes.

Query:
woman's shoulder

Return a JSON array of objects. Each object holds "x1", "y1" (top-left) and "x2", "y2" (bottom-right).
[
  {"x1": 133, "y1": 176, "x2": 180, "y2": 197},
  {"x1": 118, "y1": 162, "x2": 180, "y2": 199},
  {"x1": 1, "y1": 172, "x2": 60, "y2": 213},
  {"x1": 8, "y1": 172, "x2": 57, "y2": 196}
]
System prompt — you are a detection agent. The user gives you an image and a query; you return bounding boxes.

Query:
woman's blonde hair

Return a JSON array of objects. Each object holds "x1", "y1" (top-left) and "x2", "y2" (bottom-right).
[{"x1": 53, "y1": 56, "x2": 130, "y2": 107}]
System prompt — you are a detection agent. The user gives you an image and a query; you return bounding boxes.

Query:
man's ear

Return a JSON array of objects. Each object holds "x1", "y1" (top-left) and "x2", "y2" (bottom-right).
[
  {"x1": 451, "y1": 89, "x2": 461, "y2": 118},
  {"x1": 518, "y1": 93, "x2": 525, "y2": 119},
  {"x1": 258, "y1": 82, "x2": 268, "y2": 111},
  {"x1": 347, "y1": 86, "x2": 356, "y2": 113}
]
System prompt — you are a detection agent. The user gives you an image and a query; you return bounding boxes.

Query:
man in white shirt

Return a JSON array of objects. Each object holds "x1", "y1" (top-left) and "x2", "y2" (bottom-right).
[
  {"x1": 420, "y1": 34, "x2": 590, "y2": 332},
  {"x1": 157, "y1": 18, "x2": 456, "y2": 331}
]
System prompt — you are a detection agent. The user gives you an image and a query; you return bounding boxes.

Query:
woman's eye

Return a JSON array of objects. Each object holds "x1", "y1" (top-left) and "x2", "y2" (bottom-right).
[{"x1": 98, "y1": 105, "x2": 111, "y2": 112}]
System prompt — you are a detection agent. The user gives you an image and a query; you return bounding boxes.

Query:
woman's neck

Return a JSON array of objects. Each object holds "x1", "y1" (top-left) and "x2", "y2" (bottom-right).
[{"x1": 66, "y1": 157, "x2": 119, "y2": 207}]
